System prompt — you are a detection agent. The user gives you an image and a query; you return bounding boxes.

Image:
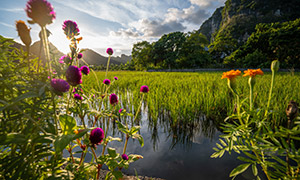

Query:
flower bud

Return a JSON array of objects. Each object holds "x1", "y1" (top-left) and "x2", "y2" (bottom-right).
[
  {"x1": 121, "y1": 154, "x2": 128, "y2": 160},
  {"x1": 89, "y1": 128, "x2": 104, "y2": 145},
  {"x1": 271, "y1": 60, "x2": 280, "y2": 72}
]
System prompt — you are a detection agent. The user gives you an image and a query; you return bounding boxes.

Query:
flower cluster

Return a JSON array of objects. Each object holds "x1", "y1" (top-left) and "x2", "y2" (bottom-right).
[
  {"x1": 62, "y1": 20, "x2": 80, "y2": 39},
  {"x1": 50, "y1": 79, "x2": 70, "y2": 95},
  {"x1": 106, "y1": 48, "x2": 113, "y2": 55},
  {"x1": 80, "y1": 66, "x2": 90, "y2": 75},
  {"x1": 140, "y1": 85, "x2": 149, "y2": 93},
  {"x1": 89, "y1": 128, "x2": 104, "y2": 145},
  {"x1": 66, "y1": 66, "x2": 82, "y2": 86},
  {"x1": 103, "y1": 79, "x2": 111, "y2": 85},
  {"x1": 26, "y1": 0, "x2": 56, "y2": 26},
  {"x1": 109, "y1": 93, "x2": 118, "y2": 105}
]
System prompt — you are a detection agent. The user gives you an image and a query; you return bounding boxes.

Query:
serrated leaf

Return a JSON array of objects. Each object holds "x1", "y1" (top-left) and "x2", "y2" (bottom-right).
[{"x1": 229, "y1": 163, "x2": 251, "y2": 177}]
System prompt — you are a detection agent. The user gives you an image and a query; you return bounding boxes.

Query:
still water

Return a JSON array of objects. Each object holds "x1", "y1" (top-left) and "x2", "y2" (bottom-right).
[{"x1": 69, "y1": 105, "x2": 263, "y2": 180}]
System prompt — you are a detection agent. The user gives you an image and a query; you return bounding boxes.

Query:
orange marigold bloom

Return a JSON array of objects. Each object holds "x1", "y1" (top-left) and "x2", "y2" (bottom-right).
[
  {"x1": 221, "y1": 70, "x2": 241, "y2": 80},
  {"x1": 243, "y1": 69, "x2": 264, "y2": 77}
]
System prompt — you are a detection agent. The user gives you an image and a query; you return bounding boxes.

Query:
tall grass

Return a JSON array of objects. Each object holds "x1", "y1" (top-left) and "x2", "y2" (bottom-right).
[{"x1": 83, "y1": 71, "x2": 300, "y2": 126}]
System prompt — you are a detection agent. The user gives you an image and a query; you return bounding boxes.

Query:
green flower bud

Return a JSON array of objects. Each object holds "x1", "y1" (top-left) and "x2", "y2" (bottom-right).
[{"x1": 271, "y1": 60, "x2": 280, "y2": 72}]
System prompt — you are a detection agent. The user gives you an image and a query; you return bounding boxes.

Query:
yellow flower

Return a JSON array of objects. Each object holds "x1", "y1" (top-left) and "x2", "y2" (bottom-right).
[
  {"x1": 221, "y1": 70, "x2": 241, "y2": 80},
  {"x1": 74, "y1": 129, "x2": 79, "y2": 134},
  {"x1": 16, "y1": 20, "x2": 32, "y2": 47},
  {"x1": 243, "y1": 69, "x2": 264, "y2": 77}
]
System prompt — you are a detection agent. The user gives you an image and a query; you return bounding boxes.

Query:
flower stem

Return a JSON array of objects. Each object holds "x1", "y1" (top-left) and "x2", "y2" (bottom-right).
[
  {"x1": 133, "y1": 93, "x2": 144, "y2": 122},
  {"x1": 105, "y1": 55, "x2": 111, "y2": 78},
  {"x1": 40, "y1": 26, "x2": 52, "y2": 80},
  {"x1": 122, "y1": 134, "x2": 129, "y2": 154},
  {"x1": 265, "y1": 70, "x2": 275, "y2": 119}
]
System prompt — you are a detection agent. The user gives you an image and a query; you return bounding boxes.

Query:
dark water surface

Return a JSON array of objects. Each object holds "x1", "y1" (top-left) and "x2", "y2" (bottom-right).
[{"x1": 68, "y1": 106, "x2": 263, "y2": 180}]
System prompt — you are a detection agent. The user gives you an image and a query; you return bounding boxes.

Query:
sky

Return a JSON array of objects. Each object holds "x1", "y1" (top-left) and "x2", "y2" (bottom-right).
[{"x1": 0, "y1": 0, "x2": 225, "y2": 57}]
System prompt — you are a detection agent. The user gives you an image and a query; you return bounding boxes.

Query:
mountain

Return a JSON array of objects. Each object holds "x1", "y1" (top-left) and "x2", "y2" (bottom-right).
[
  {"x1": 198, "y1": 0, "x2": 300, "y2": 43},
  {"x1": 80, "y1": 48, "x2": 131, "y2": 66}
]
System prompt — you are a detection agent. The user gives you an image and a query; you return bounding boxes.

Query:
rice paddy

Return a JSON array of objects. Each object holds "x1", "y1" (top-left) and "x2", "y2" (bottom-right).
[{"x1": 83, "y1": 71, "x2": 300, "y2": 126}]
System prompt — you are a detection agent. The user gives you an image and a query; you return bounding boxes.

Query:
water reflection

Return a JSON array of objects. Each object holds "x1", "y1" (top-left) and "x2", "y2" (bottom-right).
[{"x1": 70, "y1": 104, "x2": 260, "y2": 180}]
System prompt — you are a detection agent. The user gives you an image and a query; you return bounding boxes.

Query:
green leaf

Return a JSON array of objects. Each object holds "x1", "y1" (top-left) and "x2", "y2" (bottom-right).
[
  {"x1": 116, "y1": 121, "x2": 128, "y2": 134},
  {"x1": 59, "y1": 114, "x2": 77, "y2": 135},
  {"x1": 12, "y1": 92, "x2": 39, "y2": 104},
  {"x1": 107, "y1": 147, "x2": 117, "y2": 158},
  {"x1": 54, "y1": 129, "x2": 88, "y2": 153},
  {"x1": 252, "y1": 164, "x2": 258, "y2": 176},
  {"x1": 112, "y1": 171, "x2": 123, "y2": 180},
  {"x1": 129, "y1": 126, "x2": 140, "y2": 135},
  {"x1": 132, "y1": 134, "x2": 144, "y2": 147},
  {"x1": 229, "y1": 163, "x2": 251, "y2": 177},
  {"x1": 0, "y1": 133, "x2": 27, "y2": 145}
]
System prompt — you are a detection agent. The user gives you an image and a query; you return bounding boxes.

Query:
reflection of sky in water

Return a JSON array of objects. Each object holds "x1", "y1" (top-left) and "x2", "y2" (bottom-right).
[{"x1": 66, "y1": 106, "x2": 264, "y2": 180}]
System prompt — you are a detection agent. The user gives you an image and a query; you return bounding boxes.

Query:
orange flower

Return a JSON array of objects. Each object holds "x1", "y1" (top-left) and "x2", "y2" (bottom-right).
[
  {"x1": 221, "y1": 70, "x2": 241, "y2": 80},
  {"x1": 243, "y1": 69, "x2": 264, "y2": 77},
  {"x1": 16, "y1": 20, "x2": 32, "y2": 47}
]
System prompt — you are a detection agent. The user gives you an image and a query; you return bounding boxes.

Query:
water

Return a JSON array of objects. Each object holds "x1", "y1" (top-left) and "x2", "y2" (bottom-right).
[{"x1": 69, "y1": 105, "x2": 264, "y2": 180}]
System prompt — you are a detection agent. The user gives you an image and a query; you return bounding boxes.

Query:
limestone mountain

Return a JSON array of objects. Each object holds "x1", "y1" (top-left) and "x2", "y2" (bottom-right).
[{"x1": 198, "y1": 0, "x2": 300, "y2": 43}]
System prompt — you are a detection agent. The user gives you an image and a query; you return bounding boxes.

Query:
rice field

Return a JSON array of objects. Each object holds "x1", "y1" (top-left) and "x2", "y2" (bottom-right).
[{"x1": 82, "y1": 71, "x2": 300, "y2": 126}]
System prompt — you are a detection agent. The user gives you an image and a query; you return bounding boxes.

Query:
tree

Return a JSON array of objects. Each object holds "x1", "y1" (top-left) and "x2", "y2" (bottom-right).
[{"x1": 131, "y1": 41, "x2": 153, "y2": 70}]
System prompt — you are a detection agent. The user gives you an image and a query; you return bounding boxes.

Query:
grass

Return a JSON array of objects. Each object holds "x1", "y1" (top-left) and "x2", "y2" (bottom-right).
[{"x1": 82, "y1": 71, "x2": 300, "y2": 126}]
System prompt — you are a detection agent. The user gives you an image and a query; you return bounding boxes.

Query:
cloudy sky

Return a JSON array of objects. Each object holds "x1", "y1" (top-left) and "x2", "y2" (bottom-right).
[{"x1": 0, "y1": 0, "x2": 225, "y2": 56}]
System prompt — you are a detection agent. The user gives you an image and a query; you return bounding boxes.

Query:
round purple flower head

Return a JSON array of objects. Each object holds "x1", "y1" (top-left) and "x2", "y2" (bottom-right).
[
  {"x1": 62, "y1": 20, "x2": 80, "y2": 39},
  {"x1": 80, "y1": 66, "x2": 90, "y2": 75},
  {"x1": 59, "y1": 55, "x2": 71, "y2": 64},
  {"x1": 109, "y1": 93, "x2": 118, "y2": 106},
  {"x1": 106, "y1": 48, "x2": 113, "y2": 55},
  {"x1": 122, "y1": 154, "x2": 129, "y2": 161},
  {"x1": 66, "y1": 65, "x2": 82, "y2": 86},
  {"x1": 103, "y1": 79, "x2": 111, "y2": 85},
  {"x1": 50, "y1": 79, "x2": 70, "y2": 95},
  {"x1": 89, "y1": 128, "x2": 104, "y2": 145},
  {"x1": 140, "y1": 85, "x2": 149, "y2": 93},
  {"x1": 77, "y1": 53, "x2": 83, "y2": 59},
  {"x1": 114, "y1": 76, "x2": 118, "y2": 80},
  {"x1": 74, "y1": 93, "x2": 82, "y2": 100},
  {"x1": 26, "y1": 0, "x2": 56, "y2": 26}
]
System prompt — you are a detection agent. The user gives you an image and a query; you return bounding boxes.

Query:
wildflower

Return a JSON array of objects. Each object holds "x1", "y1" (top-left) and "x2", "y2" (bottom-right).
[
  {"x1": 106, "y1": 48, "x2": 113, "y2": 55},
  {"x1": 140, "y1": 85, "x2": 149, "y2": 93},
  {"x1": 62, "y1": 20, "x2": 80, "y2": 39},
  {"x1": 114, "y1": 76, "x2": 118, "y2": 80},
  {"x1": 77, "y1": 53, "x2": 83, "y2": 59},
  {"x1": 59, "y1": 55, "x2": 71, "y2": 64},
  {"x1": 26, "y1": 0, "x2": 56, "y2": 26},
  {"x1": 15, "y1": 20, "x2": 31, "y2": 47},
  {"x1": 103, "y1": 79, "x2": 111, "y2": 85},
  {"x1": 80, "y1": 66, "x2": 90, "y2": 75},
  {"x1": 121, "y1": 154, "x2": 129, "y2": 161},
  {"x1": 221, "y1": 70, "x2": 241, "y2": 80},
  {"x1": 50, "y1": 79, "x2": 70, "y2": 95},
  {"x1": 89, "y1": 128, "x2": 104, "y2": 145},
  {"x1": 243, "y1": 69, "x2": 264, "y2": 77},
  {"x1": 66, "y1": 66, "x2": 82, "y2": 86},
  {"x1": 74, "y1": 93, "x2": 82, "y2": 100},
  {"x1": 119, "y1": 108, "x2": 124, "y2": 113},
  {"x1": 74, "y1": 129, "x2": 79, "y2": 134},
  {"x1": 109, "y1": 93, "x2": 118, "y2": 105}
]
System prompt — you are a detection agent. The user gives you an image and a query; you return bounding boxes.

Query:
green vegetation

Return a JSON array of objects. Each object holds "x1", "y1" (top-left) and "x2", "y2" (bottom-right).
[{"x1": 84, "y1": 70, "x2": 300, "y2": 126}]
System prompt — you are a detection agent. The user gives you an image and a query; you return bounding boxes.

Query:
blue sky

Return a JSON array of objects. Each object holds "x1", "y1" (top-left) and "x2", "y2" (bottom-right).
[{"x1": 0, "y1": 0, "x2": 225, "y2": 56}]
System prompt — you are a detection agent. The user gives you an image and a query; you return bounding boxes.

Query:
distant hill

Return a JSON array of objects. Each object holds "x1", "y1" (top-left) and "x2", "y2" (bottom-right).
[
  {"x1": 80, "y1": 48, "x2": 131, "y2": 66},
  {"x1": 198, "y1": 0, "x2": 300, "y2": 43}
]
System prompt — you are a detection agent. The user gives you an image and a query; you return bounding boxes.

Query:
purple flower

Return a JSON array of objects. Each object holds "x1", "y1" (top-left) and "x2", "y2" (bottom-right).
[
  {"x1": 109, "y1": 93, "x2": 118, "y2": 106},
  {"x1": 66, "y1": 66, "x2": 82, "y2": 86},
  {"x1": 72, "y1": 88, "x2": 76, "y2": 93},
  {"x1": 103, "y1": 79, "x2": 111, "y2": 85},
  {"x1": 114, "y1": 76, "x2": 118, "y2": 80},
  {"x1": 74, "y1": 93, "x2": 82, "y2": 100},
  {"x1": 77, "y1": 53, "x2": 83, "y2": 59},
  {"x1": 121, "y1": 154, "x2": 128, "y2": 161},
  {"x1": 59, "y1": 55, "x2": 71, "y2": 64},
  {"x1": 62, "y1": 20, "x2": 80, "y2": 39},
  {"x1": 89, "y1": 128, "x2": 104, "y2": 145},
  {"x1": 80, "y1": 66, "x2": 90, "y2": 75},
  {"x1": 50, "y1": 79, "x2": 70, "y2": 95},
  {"x1": 119, "y1": 109, "x2": 123, "y2": 113},
  {"x1": 140, "y1": 85, "x2": 149, "y2": 93},
  {"x1": 26, "y1": 0, "x2": 56, "y2": 26},
  {"x1": 106, "y1": 48, "x2": 113, "y2": 55}
]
